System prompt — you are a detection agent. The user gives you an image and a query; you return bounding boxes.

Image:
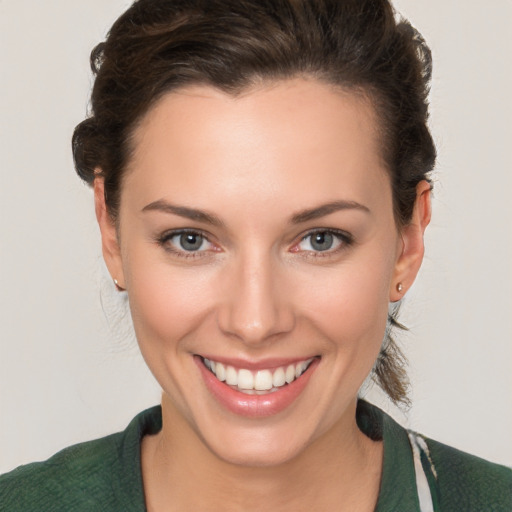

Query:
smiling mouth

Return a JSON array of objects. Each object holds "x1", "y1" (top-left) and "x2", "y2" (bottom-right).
[{"x1": 200, "y1": 357, "x2": 317, "y2": 395}]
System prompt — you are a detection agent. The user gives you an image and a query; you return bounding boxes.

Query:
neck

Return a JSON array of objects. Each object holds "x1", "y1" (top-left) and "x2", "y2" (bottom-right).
[{"x1": 141, "y1": 395, "x2": 383, "y2": 512}]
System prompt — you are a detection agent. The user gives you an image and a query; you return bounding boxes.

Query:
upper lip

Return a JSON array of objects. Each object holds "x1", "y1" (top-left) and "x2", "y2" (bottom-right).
[{"x1": 196, "y1": 354, "x2": 320, "y2": 371}]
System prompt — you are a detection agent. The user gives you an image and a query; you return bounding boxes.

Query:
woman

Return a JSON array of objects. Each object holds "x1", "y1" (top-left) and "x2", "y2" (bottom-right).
[{"x1": 1, "y1": 0, "x2": 510, "y2": 510}]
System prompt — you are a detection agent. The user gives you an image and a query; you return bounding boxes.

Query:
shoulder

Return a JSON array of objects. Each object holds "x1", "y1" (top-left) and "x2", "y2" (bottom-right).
[
  {"x1": 363, "y1": 400, "x2": 512, "y2": 511},
  {"x1": 424, "y1": 436, "x2": 512, "y2": 511},
  {"x1": 0, "y1": 432, "x2": 124, "y2": 511},
  {"x1": 0, "y1": 406, "x2": 161, "y2": 512}
]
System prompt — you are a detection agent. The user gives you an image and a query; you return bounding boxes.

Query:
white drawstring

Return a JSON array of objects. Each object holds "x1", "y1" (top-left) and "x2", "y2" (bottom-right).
[{"x1": 408, "y1": 431, "x2": 437, "y2": 512}]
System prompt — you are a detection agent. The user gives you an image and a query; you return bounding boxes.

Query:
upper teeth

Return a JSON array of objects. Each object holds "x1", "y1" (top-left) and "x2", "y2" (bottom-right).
[{"x1": 203, "y1": 358, "x2": 314, "y2": 393}]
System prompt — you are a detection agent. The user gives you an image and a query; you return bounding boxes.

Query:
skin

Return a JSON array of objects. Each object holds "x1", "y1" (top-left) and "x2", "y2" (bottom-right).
[{"x1": 95, "y1": 78, "x2": 431, "y2": 511}]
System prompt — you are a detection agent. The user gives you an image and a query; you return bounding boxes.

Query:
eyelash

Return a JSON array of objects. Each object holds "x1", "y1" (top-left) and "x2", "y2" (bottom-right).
[
  {"x1": 156, "y1": 229, "x2": 215, "y2": 259},
  {"x1": 156, "y1": 228, "x2": 353, "y2": 260},
  {"x1": 292, "y1": 229, "x2": 354, "y2": 258}
]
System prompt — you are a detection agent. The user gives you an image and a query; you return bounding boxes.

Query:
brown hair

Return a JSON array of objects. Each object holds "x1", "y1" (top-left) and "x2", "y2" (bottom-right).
[{"x1": 73, "y1": 0, "x2": 436, "y2": 405}]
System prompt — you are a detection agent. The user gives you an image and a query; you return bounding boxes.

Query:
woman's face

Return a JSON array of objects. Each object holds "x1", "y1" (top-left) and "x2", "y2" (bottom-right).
[{"x1": 98, "y1": 79, "x2": 426, "y2": 466}]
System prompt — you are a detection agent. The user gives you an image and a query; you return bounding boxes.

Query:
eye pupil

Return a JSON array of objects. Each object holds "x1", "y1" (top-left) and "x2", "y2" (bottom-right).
[
  {"x1": 311, "y1": 232, "x2": 334, "y2": 251},
  {"x1": 180, "y1": 233, "x2": 203, "y2": 251}
]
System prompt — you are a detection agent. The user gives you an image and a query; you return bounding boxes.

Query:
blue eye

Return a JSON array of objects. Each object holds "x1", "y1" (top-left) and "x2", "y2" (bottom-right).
[
  {"x1": 297, "y1": 230, "x2": 350, "y2": 253},
  {"x1": 158, "y1": 230, "x2": 213, "y2": 256},
  {"x1": 177, "y1": 232, "x2": 206, "y2": 251},
  {"x1": 310, "y1": 232, "x2": 335, "y2": 251}
]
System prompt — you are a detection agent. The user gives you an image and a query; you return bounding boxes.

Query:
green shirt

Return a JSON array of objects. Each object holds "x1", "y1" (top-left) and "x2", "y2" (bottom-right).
[{"x1": 1, "y1": 401, "x2": 510, "y2": 511}]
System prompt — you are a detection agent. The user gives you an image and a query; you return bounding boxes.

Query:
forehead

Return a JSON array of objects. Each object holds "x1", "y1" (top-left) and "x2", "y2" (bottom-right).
[{"x1": 124, "y1": 79, "x2": 391, "y2": 217}]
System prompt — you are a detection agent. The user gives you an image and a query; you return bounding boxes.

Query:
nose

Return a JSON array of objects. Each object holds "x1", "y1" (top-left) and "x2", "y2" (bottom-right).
[{"x1": 217, "y1": 251, "x2": 295, "y2": 346}]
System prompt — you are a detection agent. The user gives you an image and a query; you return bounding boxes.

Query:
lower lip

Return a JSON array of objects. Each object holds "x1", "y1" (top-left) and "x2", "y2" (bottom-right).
[{"x1": 195, "y1": 356, "x2": 319, "y2": 418}]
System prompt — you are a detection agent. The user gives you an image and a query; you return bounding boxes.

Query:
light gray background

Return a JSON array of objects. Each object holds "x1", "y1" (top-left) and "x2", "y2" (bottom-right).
[{"x1": 1, "y1": 0, "x2": 511, "y2": 473}]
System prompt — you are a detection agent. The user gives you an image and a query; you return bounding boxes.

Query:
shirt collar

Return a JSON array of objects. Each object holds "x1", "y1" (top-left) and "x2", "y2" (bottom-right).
[{"x1": 357, "y1": 400, "x2": 422, "y2": 511}]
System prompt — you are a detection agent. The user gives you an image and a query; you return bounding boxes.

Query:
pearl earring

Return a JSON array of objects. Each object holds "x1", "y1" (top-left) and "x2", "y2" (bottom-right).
[
  {"x1": 396, "y1": 283, "x2": 403, "y2": 293},
  {"x1": 114, "y1": 279, "x2": 125, "y2": 292}
]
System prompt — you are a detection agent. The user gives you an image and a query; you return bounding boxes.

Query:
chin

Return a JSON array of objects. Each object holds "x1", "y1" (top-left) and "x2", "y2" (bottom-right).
[{"x1": 202, "y1": 426, "x2": 311, "y2": 468}]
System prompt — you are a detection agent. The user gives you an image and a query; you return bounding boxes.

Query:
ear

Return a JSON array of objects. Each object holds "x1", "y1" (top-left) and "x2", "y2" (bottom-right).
[
  {"x1": 94, "y1": 177, "x2": 125, "y2": 290},
  {"x1": 389, "y1": 180, "x2": 432, "y2": 302}
]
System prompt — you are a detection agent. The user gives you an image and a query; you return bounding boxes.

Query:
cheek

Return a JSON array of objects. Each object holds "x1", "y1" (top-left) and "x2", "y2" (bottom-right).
[
  {"x1": 296, "y1": 254, "x2": 394, "y2": 354},
  {"x1": 123, "y1": 249, "x2": 217, "y2": 347}
]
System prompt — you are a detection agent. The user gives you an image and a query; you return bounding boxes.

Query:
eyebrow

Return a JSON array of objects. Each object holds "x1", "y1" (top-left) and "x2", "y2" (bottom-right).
[
  {"x1": 141, "y1": 199, "x2": 370, "y2": 226},
  {"x1": 290, "y1": 200, "x2": 370, "y2": 224},
  {"x1": 142, "y1": 200, "x2": 225, "y2": 227}
]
